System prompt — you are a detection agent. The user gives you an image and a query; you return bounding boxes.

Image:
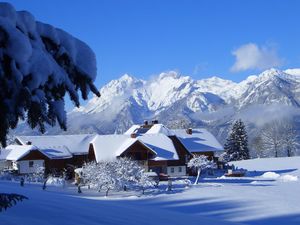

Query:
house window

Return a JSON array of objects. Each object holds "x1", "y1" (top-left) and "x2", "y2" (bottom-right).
[
  {"x1": 178, "y1": 167, "x2": 182, "y2": 173},
  {"x1": 185, "y1": 155, "x2": 189, "y2": 163},
  {"x1": 29, "y1": 161, "x2": 34, "y2": 167},
  {"x1": 171, "y1": 167, "x2": 174, "y2": 173}
]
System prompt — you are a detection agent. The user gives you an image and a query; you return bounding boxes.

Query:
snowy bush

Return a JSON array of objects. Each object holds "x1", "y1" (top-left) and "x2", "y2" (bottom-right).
[
  {"x1": 26, "y1": 166, "x2": 45, "y2": 183},
  {"x1": 137, "y1": 172, "x2": 156, "y2": 194},
  {"x1": 0, "y1": 3, "x2": 100, "y2": 146},
  {"x1": 46, "y1": 176, "x2": 66, "y2": 187},
  {"x1": 82, "y1": 158, "x2": 155, "y2": 196},
  {"x1": 187, "y1": 155, "x2": 216, "y2": 184}
]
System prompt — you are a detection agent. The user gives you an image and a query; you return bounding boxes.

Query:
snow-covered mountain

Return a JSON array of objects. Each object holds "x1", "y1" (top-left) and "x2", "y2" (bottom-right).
[{"x1": 12, "y1": 68, "x2": 300, "y2": 145}]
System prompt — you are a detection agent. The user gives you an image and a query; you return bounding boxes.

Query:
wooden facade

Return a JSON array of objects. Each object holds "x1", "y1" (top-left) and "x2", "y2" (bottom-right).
[
  {"x1": 17, "y1": 149, "x2": 89, "y2": 175},
  {"x1": 119, "y1": 141, "x2": 155, "y2": 160},
  {"x1": 18, "y1": 150, "x2": 68, "y2": 174}
]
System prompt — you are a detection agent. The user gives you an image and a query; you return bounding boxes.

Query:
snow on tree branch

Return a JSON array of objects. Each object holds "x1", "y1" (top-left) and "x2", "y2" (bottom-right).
[
  {"x1": 0, "y1": 3, "x2": 100, "y2": 146},
  {"x1": 187, "y1": 155, "x2": 216, "y2": 184},
  {"x1": 82, "y1": 158, "x2": 154, "y2": 196}
]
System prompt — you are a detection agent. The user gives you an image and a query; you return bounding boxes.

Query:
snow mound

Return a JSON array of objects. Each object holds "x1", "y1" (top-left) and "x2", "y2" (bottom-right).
[
  {"x1": 279, "y1": 174, "x2": 298, "y2": 182},
  {"x1": 261, "y1": 172, "x2": 298, "y2": 182},
  {"x1": 261, "y1": 172, "x2": 280, "y2": 179},
  {"x1": 46, "y1": 177, "x2": 65, "y2": 187}
]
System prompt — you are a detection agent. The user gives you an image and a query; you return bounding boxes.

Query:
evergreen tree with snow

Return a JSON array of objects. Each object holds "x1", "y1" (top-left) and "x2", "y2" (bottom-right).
[
  {"x1": 0, "y1": 3, "x2": 100, "y2": 147},
  {"x1": 0, "y1": 2, "x2": 100, "y2": 209},
  {"x1": 224, "y1": 119, "x2": 249, "y2": 161}
]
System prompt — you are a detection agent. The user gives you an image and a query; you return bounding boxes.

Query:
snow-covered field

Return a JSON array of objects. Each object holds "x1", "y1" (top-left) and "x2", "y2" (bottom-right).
[{"x1": 1, "y1": 157, "x2": 300, "y2": 225}]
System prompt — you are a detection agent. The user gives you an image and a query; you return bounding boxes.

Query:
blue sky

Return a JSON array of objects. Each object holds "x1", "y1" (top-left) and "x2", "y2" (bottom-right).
[{"x1": 5, "y1": 0, "x2": 300, "y2": 88}]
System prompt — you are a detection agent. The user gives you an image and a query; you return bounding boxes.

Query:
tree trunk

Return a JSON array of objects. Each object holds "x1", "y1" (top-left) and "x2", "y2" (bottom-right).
[
  {"x1": 106, "y1": 188, "x2": 110, "y2": 197},
  {"x1": 287, "y1": 147, "x2": 291, "y2": 157},
  {"x1": 194, "y1": 168, "x2": 201, "y2": 185}
]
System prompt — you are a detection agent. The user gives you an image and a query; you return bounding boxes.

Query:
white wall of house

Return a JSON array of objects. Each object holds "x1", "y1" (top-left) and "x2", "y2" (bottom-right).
[
  {"x1": 16, "y1": 160, "x2": 45, "y2": 174},
  {"x1": 167, "y1": 166, "x2": 186, "y2": 177}
]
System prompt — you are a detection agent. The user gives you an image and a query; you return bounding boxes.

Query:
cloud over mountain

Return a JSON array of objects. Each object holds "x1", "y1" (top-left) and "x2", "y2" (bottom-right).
[{"x1": 231, "y1": 43, "x2": 283, "y2": 72}]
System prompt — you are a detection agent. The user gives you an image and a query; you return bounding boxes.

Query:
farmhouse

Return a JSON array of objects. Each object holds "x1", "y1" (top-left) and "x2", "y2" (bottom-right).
[
  {"x1": 0, "y1": 122, "x2": 223, "y2": 177},
  {"x1": 0, "y1": 134, "x2": 96, "y2": 174},
  {"x1": 0, "y1": 144, "x2": 72, "y2": 174},
  {"x1": 88, "y1": 121, "x2": 224, "y2": 177}
]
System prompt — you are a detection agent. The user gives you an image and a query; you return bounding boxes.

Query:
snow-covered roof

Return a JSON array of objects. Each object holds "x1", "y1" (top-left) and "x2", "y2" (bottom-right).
[
  {"x1": 0, "y1": 149, "x2": 13, "y2": 160},
  {"x1": 124, "y1": 125, "x2": 141, "y2": 135},
  {"x1": 146, "y1": 124, "x2": 175, "y2": 136},
  {"x1": 38, "y1": 146, "x2": 72, "y2": 159},
  {"x1": 91, "y1": 135, "x2": 137, "y2": 162},
  {"x1": 16, "y1": 134, "x2": 96, "y2": 155},
  {"x1": 137, "y1": 134, "x2": 178, "y2": 161},
  {"x1": 171, "y1": 129, "x2": 224, "y2": 153},
  {"x1": 91, "y1": 133, "x2": 178, "y2": 162},
  {"x1": 1, "y1": 144, "x2": 72, "y2": 161},
  {"x1": 3, "y1": 145, "x2": 38, "y2": 161}
]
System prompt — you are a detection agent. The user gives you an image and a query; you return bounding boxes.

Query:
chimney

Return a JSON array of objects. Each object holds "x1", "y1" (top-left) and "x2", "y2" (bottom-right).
[
  {"x1": 186, "y1": 128, "x2": 192, "y2": 135},
  {"x1": 26, "y1": 141, "x2": 32, "y2": 145},
  {"x1": 152, "y1": 120, "x2": 158, "y2": 125},
  {"x1": 130, "y1": 133, "x2": 137, "y2": 138}
]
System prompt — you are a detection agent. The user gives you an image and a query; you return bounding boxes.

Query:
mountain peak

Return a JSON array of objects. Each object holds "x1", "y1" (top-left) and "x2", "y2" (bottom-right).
[
  {"x1": 119, "y1": 73, "x2": 136, "y2": 82},
  {"x1": 158, "y1": 71, "x2": 182, "y2": 80},
  {"x1": 259, "y1": 68, "x2": 283, "y2": 77}
]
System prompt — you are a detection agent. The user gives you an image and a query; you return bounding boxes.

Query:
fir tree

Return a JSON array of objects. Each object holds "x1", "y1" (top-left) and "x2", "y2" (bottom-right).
[
  {"x1": 0, "y1": 2, "x2": 100, "y2": 210},
  {"x1": 0, "y1": 194, "x2": 28, "y2": 212},
  {"x1": 0, "y1": 3, "x2": 100, "y2": 146},
  {"x1": 224, "y1": 119, "x2": 249, "y2": 161}
]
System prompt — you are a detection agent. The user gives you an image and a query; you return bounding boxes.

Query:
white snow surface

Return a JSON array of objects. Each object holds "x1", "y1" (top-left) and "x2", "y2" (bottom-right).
[
  {"x1": 124, "y1": 125, "x2": 141, "y2": 135},
  {"x1": 172, "y1": 129, "x2": 224, "y2": 153},
  {"x1": 2, "y1": 144, "x2": 72, "y2": 160},
  {"x1": 2, "y1": 145, "x2": 37, "y2": 161},
  {"x1": 146, "y1": 124, "x2": 175, "y2": 136},
  {"x1": 91, "y1": 135, "x2": 137, "y2": 161},
  {"x1": 261, "y1": 171, "x2": 280, "y2": 179},
  {"x1": 38, "y1": 146, "x2": 73, "y2": 159},
  {"x1": 91, "y1": 133, "x2": 178, "y2": 162},
  {"x1": 138, "y1": 134, "x2": 178, "y2": 160},
  {"x1": 1, "y1": 156, "x2": 300, "y2": 225},
  {"x1": 16, "y1": 134, "x2": 96, "y2": 155}
]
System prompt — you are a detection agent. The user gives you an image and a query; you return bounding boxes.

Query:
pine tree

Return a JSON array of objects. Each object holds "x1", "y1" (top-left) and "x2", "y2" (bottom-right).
[{"x1": 224, "y1": 119, "x2": 249, "y2": 161}]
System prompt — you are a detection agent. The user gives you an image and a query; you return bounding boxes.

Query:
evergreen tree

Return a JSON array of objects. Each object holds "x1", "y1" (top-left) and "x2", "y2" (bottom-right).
[
  {"x1": 0, "y1": 3, "x2": 100, "y2": 147},
  {"x1": 0, "y1": 3, "x2": 100, "y2": 210},
  {"x1": 224, "y1": 119, "x2": 249, "y2": 161},
  {"x1": 0, "y1": 193, "x2": 27, "y2": 212}
]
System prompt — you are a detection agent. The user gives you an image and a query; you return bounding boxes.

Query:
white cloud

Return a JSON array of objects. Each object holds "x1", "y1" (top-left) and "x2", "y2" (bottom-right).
[{"x1": 230, "y1": 43, "x2": 283, "y2": 72}]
